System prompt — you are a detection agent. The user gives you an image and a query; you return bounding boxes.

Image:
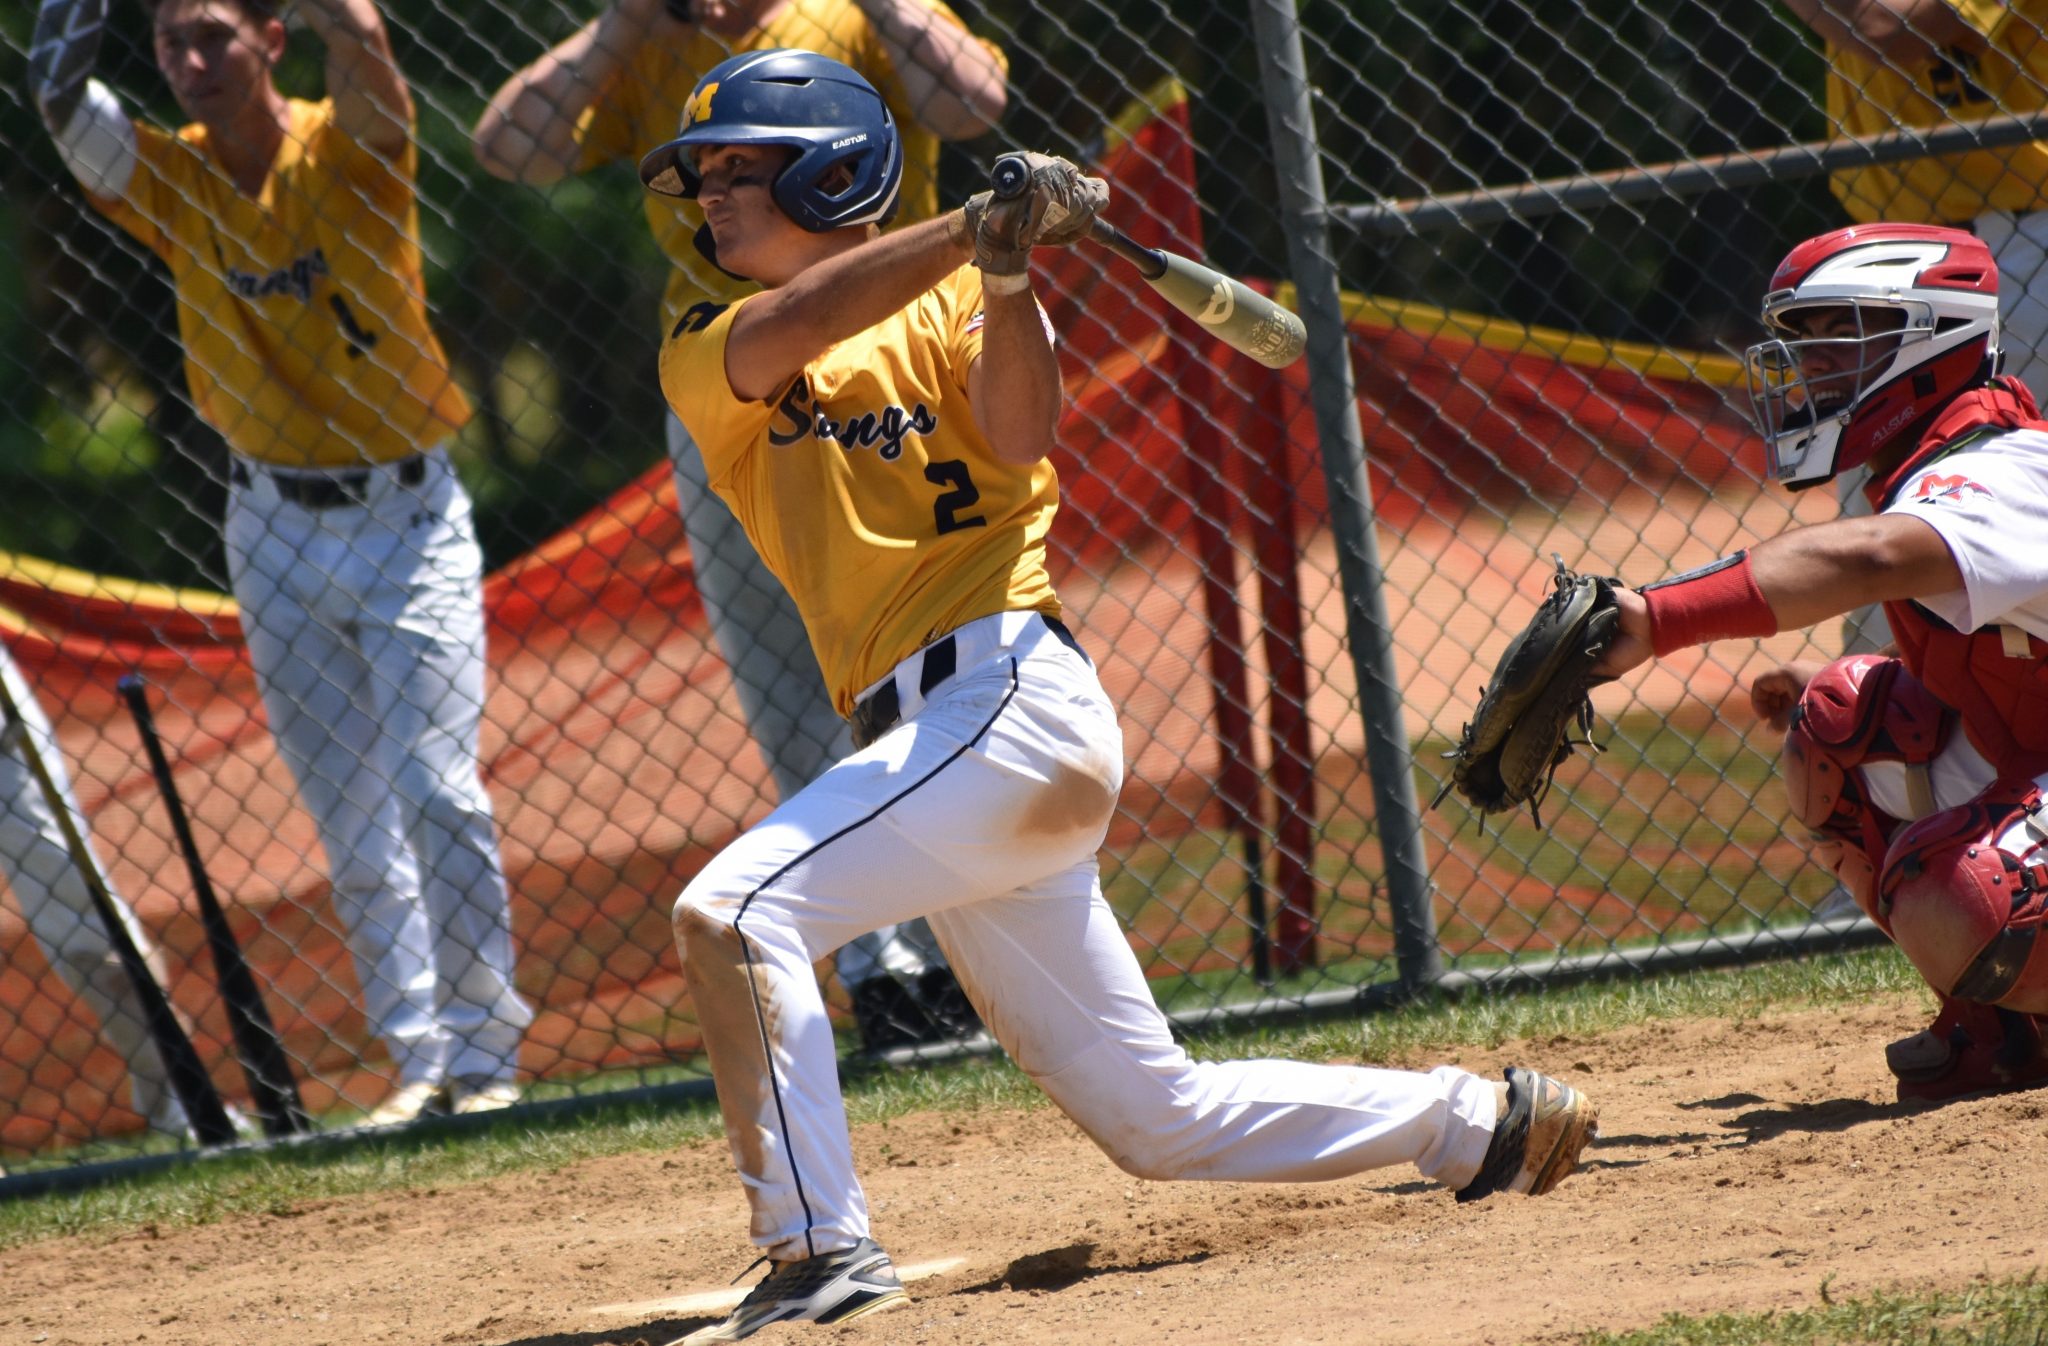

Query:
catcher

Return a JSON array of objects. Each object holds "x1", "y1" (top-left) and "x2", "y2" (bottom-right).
[{"x1": 1450, "y1": 222, "x2": 2048, "y2": 1103}]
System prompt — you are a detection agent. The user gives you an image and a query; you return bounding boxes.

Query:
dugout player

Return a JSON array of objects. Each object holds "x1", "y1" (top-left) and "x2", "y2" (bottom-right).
[
  {"x1": 642, "y1": 50, "x2": 1599, "y2": 1342},
  {"x1": 30, "y1": 0, "x2": 532, "y2": 1124},
  {"x1": 1591, "y1": 223, "x2": 2048, "y2": 1103},
  {"x1": 472, "y1": 0, "x2": 1006, "y2": 1053},
  {"x1": 1785, "y1": 0, "x2": 2048, "y2": 654},
  {"x1": 0, "y1": 644, "x2": 194, "y2": 1141}
]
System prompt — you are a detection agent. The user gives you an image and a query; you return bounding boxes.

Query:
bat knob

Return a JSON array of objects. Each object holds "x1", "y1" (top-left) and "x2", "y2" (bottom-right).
[
  {"x1": 117, "y1": 674, "x2": 142, "y2": 696},
  {"x1": 989, "y1": 153, "x2": 1030, "y2": 200}
]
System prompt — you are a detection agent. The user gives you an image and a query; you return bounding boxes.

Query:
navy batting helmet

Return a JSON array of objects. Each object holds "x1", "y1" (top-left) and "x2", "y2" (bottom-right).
[{"x1": 638, "y1": 49, "x2": 902, "y2": 234}]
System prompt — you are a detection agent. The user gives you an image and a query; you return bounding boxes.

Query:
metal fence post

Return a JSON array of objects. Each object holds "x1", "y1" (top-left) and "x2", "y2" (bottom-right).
[{"x1": 1246, "y1": 0, "x2": 1442, "y2": 989}]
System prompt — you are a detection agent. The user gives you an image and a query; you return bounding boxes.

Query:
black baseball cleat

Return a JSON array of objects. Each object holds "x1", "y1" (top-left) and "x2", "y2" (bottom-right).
[
  {"x1": 668, "y1": 1238, "x2": 909, "y2": 1344},
  {"x1": 1454, "y1": 1066, "x2": 1598, "y2": 1203},
  {"x1": 851, "y1": 969, "x2": 983, "y2": 1053}
]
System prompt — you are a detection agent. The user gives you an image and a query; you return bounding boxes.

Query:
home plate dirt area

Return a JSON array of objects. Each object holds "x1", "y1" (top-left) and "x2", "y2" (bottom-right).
[{"x1": 7, "y1": 989, "x2": 2048, "y2": 1345}]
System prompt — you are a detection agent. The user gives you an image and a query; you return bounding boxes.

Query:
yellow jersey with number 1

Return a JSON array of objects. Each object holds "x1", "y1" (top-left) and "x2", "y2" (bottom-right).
[
  {"x1": 88, "y1": 98, "x2": 471, "y2": 468},
  {"x1": 658, "y1": 266, "x2": 1060, "y2": 715}
]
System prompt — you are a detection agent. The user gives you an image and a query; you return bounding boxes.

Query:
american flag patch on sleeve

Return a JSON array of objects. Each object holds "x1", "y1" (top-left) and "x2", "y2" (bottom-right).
[{"x1": 965, "y1": 304, "x2": 1058, "y2": 343}]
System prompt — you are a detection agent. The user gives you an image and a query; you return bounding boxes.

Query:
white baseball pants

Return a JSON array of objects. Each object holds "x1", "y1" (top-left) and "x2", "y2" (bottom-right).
[
  {"x1": 225, "y1": 452, "x2": 530, "y2": 1088},
  {"x1": 672, "y1": 611, "x2": 1501, "y2": 1261},
  {"x1": 0, "y1": 644, "x2": 188, "y2": 1134},
  {"x1": 666, "y1": 412, "x2": 949, "y2": 989}
]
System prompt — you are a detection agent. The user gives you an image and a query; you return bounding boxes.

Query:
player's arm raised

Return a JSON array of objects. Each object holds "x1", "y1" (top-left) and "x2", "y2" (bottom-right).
[
  {"x1": 963, "y1": 283, "x2": 1060, "y2": 464},
  {"x1": 1782, "y1": 0, "x2": 1985, "y2": 68},
  {"x1": 853, "y1": 0, "x2": 1007, "y2": 139},
  {"x1": 1594, "y1": 511, "x2": 1965, "y2": 677},
  {"x1": 472, "y1": 0, "x2": 674, "y2": 184},
  {"x1": 722, "y1": 214, "x2": 970, "y2": 402},
  {"x1": 296, "y1": 0, "x2": 410, "y2": 157}
]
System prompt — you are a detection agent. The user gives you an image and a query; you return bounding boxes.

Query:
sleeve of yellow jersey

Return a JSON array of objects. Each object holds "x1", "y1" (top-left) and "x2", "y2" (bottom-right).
[
  {"x1": 304, "y1": 99, "x2": 417, "y2": 221},
  {"x1": 658, "y1": 294, "x2": 777, "y2": 464}
]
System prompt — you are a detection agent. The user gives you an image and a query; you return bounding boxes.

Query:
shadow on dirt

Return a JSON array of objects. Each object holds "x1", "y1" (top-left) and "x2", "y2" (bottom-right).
[
  {"x1": 498, "y1": 1321, "x2": 708, "y2": 1346},
  {"x1": 957, "y1": 1241, "x2": 1212, "y2": 1294},
  {"x1": 1722, "y1": 1094, "x2": 1926, "y2": 1141}
]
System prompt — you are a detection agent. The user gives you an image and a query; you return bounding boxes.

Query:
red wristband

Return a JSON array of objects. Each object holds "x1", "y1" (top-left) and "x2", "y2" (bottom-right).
[{"x1": 1641, "y1": 551, "x2": 1778, "y2": 657}]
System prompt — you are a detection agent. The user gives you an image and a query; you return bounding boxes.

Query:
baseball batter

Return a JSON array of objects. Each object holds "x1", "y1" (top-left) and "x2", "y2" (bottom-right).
[
  {"x1": 0, "y1": 643, "x2": 192, "y2": 1140},
  {"x1": 1593, "y1": 222, "x2": 2048, "y2": 1101},
  {"x1": 642, "y1": 50, "x2": 1598, "y2": 1343},
  {"x1": 31, "y1": 0, "x2": 531, "y2": 1123},
  {"x1": 473, "y1": 0, "x2": 1009, "y2": 1050}
]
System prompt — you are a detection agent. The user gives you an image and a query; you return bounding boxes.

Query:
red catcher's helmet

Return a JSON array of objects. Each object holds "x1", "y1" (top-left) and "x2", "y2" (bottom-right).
[{"x1": 1745, "y1": 223, "x2": 1999, "y2": 489}]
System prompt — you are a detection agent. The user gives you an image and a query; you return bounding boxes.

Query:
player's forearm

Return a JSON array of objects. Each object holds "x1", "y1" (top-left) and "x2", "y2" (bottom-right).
[
  {"x1": 472, "y1": 3, "x2": 662, "y2": 184},
  {"x1": 1786, "y1": 0, "x2": 1983, "y2": 66},
  {"x1": 1598, "y1": 513, "x2": 1961, "y2": 678},
  {"x1": 1746, "y1": 513, "x2": 1963, "y2": 629},
  {"x1": 971, "y1": 286, "x2": 1061, "y2": 463},
  {"x1": 855, "y1": 0, "x2": 1006, "y2": 139},
  {"x1": 300, "y1": 0, "x2": 412, "y2": 153}
]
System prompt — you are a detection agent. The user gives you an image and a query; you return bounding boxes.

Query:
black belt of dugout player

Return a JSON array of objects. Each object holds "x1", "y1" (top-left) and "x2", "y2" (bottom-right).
[
  {"x1": 229, "y1": 455, "x2": 426, "y2": 509},
  {"x1": 849, "y1": 615, "x2": 1087, "y2": 750}
]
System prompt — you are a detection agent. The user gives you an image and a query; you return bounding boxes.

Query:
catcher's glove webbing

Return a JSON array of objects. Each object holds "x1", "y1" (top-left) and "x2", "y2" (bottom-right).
[{"x1": 1434, "y1": 556, "x2": 1622, "y2": 823}]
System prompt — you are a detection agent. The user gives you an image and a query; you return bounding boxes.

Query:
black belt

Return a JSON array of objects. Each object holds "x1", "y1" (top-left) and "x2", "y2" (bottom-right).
[
  {"x1": 849, "y1": 615, "x2": 1086, "y2": 750},
  {"x1": 230, "y1": 455, "x2": 426, "y2": 508}
]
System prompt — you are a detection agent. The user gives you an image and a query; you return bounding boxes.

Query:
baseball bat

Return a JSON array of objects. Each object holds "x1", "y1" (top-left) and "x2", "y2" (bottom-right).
[
  {"x1": 118, "y1": 675, "x2": 310, "y2": 1138},
  {"x1": 0, "y1": 671, "x2": 239, "y2": 1146},
  {"x1": 989, "y1": 153, "x2": 1308, "y2": 370}
]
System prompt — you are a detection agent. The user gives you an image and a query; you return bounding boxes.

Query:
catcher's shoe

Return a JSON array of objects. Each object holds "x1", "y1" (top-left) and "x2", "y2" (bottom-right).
[
  {"x1": 1889, "y1": 1000, "x2": 2048, "y2": 1103},
  {"x1": 1455, "y1": 1067, "x2": 1598, "y2": 1203},
  {"x1": 668, "y1": 1239, "x2": 909, "y2": 1344}
]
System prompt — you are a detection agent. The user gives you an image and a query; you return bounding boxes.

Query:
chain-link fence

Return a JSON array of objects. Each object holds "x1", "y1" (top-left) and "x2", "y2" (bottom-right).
[{"x1": 2, "y1": 0, "x2": 2024, "y2": 1181}]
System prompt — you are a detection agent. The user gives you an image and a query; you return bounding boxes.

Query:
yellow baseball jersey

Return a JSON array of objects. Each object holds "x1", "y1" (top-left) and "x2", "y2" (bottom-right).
[
  {"x1": 574, "y1": 0, "x2": 1003, "y2": 328},
  {"x1": 1824, "y1": 0, "x2": 2048, "y2": 223},
  {"x1": 658, "y1": 267, "x2": 1061, "y2": 713},
  {"x1": 87, "y1": 98, "x2": 470, "y2": 468}
]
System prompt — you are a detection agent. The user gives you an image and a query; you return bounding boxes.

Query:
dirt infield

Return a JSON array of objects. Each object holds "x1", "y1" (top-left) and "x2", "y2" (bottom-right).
[{"x1": 10, "y1": 987, "x2": 2048, "y2": 1346}]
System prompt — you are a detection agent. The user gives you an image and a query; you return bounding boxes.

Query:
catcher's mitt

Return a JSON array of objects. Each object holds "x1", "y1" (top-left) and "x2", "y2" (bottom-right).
[{"x1": 1435, "y1": 556, "x2": 1622, "y2": 822}]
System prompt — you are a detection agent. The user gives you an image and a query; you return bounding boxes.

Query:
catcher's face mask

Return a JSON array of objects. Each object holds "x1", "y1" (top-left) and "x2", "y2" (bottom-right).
[
  {"x1": 1746, "y1": 302, "x2": 1918, "y2": 484},
  {"x1": 1744, "y1": 226, "x2": 2001, "y2": 489}
]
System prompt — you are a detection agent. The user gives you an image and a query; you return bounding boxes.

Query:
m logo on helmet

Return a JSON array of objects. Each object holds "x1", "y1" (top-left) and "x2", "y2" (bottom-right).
[{"x1": 684, "y1": 82, "x2": 719, "y2": 129}]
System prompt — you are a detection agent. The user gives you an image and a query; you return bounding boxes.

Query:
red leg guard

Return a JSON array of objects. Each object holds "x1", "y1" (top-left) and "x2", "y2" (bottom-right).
[
  {"x1": 1783, "y1": 655, "x2": 1950, "y2": 922},
  {"x1": 1878, "y1": 779, "x2": 2048, "y2": 1013}
]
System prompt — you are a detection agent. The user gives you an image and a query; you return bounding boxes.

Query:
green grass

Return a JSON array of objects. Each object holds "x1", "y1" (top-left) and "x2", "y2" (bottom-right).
[
  {"x1": 0, "y1": 944, "x2": 1931, "y2": 1253},
  {"x1": 1586, "y1": 1274, "x2": 2048, "y2": 1346}
]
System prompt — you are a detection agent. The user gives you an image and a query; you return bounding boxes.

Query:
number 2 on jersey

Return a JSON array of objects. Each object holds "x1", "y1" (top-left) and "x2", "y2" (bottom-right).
[{"x1": 925, "y1": 460, "x2": 987, "y2": 535}]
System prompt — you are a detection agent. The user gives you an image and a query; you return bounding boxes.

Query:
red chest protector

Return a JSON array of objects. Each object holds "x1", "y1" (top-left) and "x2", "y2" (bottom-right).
[{"x1": 1869, "y1": 378, "x2": 2048, "y2": 778}]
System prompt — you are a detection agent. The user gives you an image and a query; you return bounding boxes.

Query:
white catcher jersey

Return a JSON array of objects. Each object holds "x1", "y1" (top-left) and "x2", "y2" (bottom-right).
[{"x1": 1881, "y1": 427, "x2": 2048, "y2": 640}]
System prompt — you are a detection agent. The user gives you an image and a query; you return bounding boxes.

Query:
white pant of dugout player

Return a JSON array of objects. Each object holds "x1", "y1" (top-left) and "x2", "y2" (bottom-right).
[
  {"x1": 225, "y1": 452, "x2": 530, "y2": 1090},
  {"x1": 0, "y1": 645, "x2": 188, "y2": 1136},
  {"x1": 673, "y1": 611, "x2": 1503, "y2": 1260}
]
